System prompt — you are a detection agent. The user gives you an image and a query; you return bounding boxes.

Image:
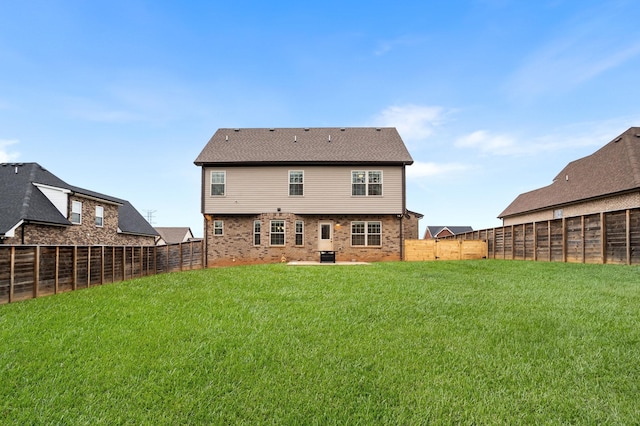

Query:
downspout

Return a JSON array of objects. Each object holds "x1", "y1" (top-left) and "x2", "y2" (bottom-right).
[
  {"x1": 201, "y1": 166, "x2": 208, "y2": 268},
  {"x1": 400, "y1": 163, "x2": 407, "y2": 260}
]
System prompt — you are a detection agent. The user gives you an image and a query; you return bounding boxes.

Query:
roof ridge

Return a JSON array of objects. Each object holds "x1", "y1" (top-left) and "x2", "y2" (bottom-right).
[{"x1": 19, "y1": 164, "x2": 39, "y2": 219}]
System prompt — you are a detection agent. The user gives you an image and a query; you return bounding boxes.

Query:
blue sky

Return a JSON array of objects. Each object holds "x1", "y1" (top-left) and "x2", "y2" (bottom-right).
[{"x1": 2, "y1": 0, "x2": 640, "y2": 237}]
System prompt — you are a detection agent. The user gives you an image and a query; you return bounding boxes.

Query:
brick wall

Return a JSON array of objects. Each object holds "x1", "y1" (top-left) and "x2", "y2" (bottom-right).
[
  {"x1": 204, "y1": 213, "x2": 406, "y2": 266},
  {"x1": 503, "y1": 192, "x2": 640, "y2": 226},
  {"x1": 2, "y1": 195, "x2": 154, "y2": 246}
]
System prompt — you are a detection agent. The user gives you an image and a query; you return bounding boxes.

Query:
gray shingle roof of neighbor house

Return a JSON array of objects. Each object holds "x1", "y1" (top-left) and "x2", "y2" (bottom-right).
[
  {"x1": 0, "y1": 162, "x2": 158, "y2": 237},
  {"x1": 194, "y1": 127, "x2": 414, "y2": 165},
  {"x1": 155, "y1": 227, "x2": 195, "y2": 244},
  {"x1": 499, "y1": 127, "x2": 640, "y2": 219},
  {"x1": 426, "y1": 226, "x2": 473, "y2": 236}
]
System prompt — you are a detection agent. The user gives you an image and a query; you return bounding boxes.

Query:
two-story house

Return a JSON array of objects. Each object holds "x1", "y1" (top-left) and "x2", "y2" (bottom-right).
[
  {"x1": 0, "y1": 162, "x2": 157, "y2": 245},
  {"x1": 499, "y1": 127, "x2": 640, "y2": 225},
  {"x1": 194, "y1": 127, "x2": 421, "y2": 266}
]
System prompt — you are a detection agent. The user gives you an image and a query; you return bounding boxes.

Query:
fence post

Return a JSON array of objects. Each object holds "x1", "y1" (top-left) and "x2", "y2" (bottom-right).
[
  {"x1": 34, "y1": 246, "x2": 40, "y2": 299},
  {"x1": 179, "y1": 242, "x2": 183, "y2": 271},
  {"x1": 55, "y1": 246, "x2": 59, "y2": 294},
  {"x1": 547, "y1": 221, "x2": 551, "y2": 262},
  {"x1": 581, "y1": 216, "x2": 586, "y2": 263},
  {"x1": 122, "y1": 246, "x2": 127, "y2": 281},
  {"x1": 600, "y1": 212, "x2": 606, "y2": 264},
  {"x1": 72, "y1": 246, "x2": 78, "y2": 291},
  {"x1": 87, "y1": 246, "x2": 91, "y2": 288},
  {"x1": 101, "y1": 246, "x2": 105, "y2": 285},
  {"x1": 9, "y1": 246, "x2": 15, "y2": 303},
  {"x1": 626, "y1": 209, "x2": 631, "y2": 265},
  {"x1": 562, "y1": 218, "x2": 567, "y2": 263}
]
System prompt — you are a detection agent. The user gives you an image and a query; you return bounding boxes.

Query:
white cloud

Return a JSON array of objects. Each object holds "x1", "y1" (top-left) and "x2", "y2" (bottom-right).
[
  {"x1": 455, "y1": 130, "x2": 517, "y2": 155},
  {"x1": 507, "y1": 6, "x2": 640, "y2": 99},
  {"x1": 406, "y1": 161, "x2": 470, "y2": 179},
  {"x1": 455, "y1": 117, "x2": 636, "y2": 157},
  {"x1": 373, "y1": 104, "x2": 450, "y2": 143},
  {"x1": 0, "y1": 139, "x2": 20, "y2": 163}
]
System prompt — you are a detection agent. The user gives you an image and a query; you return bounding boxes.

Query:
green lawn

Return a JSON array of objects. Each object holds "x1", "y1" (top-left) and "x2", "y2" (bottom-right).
[{"x1": 1, "y1": 260, "x2": 639, "y2": 424}]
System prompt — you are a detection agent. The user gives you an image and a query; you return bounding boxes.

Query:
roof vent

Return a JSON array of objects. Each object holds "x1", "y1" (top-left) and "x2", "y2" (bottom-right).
[
  {"x1": 234, "y1": 128, "x2": 240, "y2": 132},
  {"x1": 340, "y1": 128, "x2": 346, "y2": 131},
  {"x1": 614, "y1": 137, "x2": 622, "y2": 143},
  {"x1": 304, "y1": 128, "x2": 309, "y2": 131},
  {"x1": 328, "y1": 135, "x2": 331, "y2": 142},
  {"x1": 294, "y1": 135, "x2": 297, "y2": 143},
  {"x1": 635, "y1": 133, "x2": 640, "y2": 138},
  {"x1": 225, "y1": 135, "x2": 229, "y2": 142},
  {"x1": 269, "y1": 128, "x2": 275, "y2": 132},
  {"x1": 376, "y1": 128, "x2": 381, "y2": 131}
]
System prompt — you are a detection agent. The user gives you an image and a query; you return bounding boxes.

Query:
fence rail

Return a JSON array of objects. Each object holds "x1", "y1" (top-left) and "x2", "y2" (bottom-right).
[
  {"x1": 444, "y1": 208, "x2": 640, "y2": 265},
  {"x1": 0, "y1": 241, "x2": 204, "y2": 304}
]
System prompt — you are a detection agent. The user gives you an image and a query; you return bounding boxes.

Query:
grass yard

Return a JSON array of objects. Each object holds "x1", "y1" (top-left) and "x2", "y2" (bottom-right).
[{"x1": 1, "y1": 260, "x2": 639, "y2": 424}]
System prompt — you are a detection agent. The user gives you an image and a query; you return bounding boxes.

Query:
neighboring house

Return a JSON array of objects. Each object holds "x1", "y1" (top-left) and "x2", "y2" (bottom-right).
[
  {"x1": 155, "y1": 227, "x2": 196, "y2": 245},
  {"x1": 0, "y1": 162, "x2": 158, "y2": 245},
  {"x1": 499, "y1": 127, "x2": 640, "y2": 226},
  {"x1": 194, "y1": 127, "x2": 422, "y2": 266},
  {"x1": 424, "y1": 226, "x2": 473, "y2": 239}
]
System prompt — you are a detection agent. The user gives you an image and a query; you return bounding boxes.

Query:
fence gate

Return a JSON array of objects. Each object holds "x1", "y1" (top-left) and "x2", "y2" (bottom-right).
[{"x1": 404, "y1": 240, "x2": 488, "y2": 261}]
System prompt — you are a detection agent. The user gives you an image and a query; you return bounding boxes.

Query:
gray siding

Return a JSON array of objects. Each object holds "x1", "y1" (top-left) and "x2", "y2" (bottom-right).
[{"x1": 203, "y1": 165, "x2": 405, "y2": 215}]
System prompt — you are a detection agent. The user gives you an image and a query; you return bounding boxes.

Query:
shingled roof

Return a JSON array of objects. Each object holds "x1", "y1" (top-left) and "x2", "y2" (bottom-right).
[
  {"x1": 194, "y1": 127, "x2": 414, "y2": 166},
  {"x1": 499, "y1": 127, "x2": 640, "y2": 219},
  {"x1": 0, "y1": 162, "x2": 157, "y2": 237}
]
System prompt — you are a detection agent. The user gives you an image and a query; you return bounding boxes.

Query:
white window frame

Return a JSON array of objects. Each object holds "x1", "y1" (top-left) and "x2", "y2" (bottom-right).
[
  {"x1": 352, "y1": 170, "x2": 383, "y2": 196},
  {"x1": 289, "y1": 170, "x2": 304, "y2": 196},
  {"x1": 211, "y1": 171, "x2": 226, "y2": 196},
  {"x1": 95, "y1": 206, "x2": 104, "y2": 227},
  {"x1": 213, "y1": 220, "x2": 224, "y2": 236},
  {"x1": 270, "y1": 220, "x2": 285, "y2": 246},
  {"x1": 71, "y1": 201, "x2": 82, "y2": 224},
  {"x1": 351, "y1": 221, "x2": 382, "y2": 247},
  {"x1": 295, "y1": 220, "x2": 304, "y2": 246},
  {"x1": 253, "y1": 220, "x2": 261, "y2": 246}
]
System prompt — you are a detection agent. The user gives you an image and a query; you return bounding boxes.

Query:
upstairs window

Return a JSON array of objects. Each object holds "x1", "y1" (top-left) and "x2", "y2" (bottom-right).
[
  {"x1": 71, "y1": 201, "x2": 82, "y2": 224},
  {"x1": 95, "y1": 206, "x2": 104, "y2": 227},
  {"x1": 211, "y1": 171, "x2": 226, "y2": 196},
  {"x1": 289, "y1": 171, "x2": 304, "y2": 196},
  {"x1": 352, "y1": 171, "x2": 382, "y2": 196},
  {"x1": 368, "y1": 171, "x2": 382, "y2": 195},
  {"x1": 270, "y1": 220, "x2": 285, "y2": 246}
]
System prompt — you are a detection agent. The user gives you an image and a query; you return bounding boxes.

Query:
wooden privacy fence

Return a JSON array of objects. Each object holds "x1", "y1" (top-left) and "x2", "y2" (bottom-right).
[
  {"x1": 0, "y1": 241, "x2": 204, "y2": 304},
  {"x1": 445, "y1": 207, "x2": 640, "y2": 265},
  {"x1": 404, "y1": 239, "x2": 488, "y2": 261}
]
